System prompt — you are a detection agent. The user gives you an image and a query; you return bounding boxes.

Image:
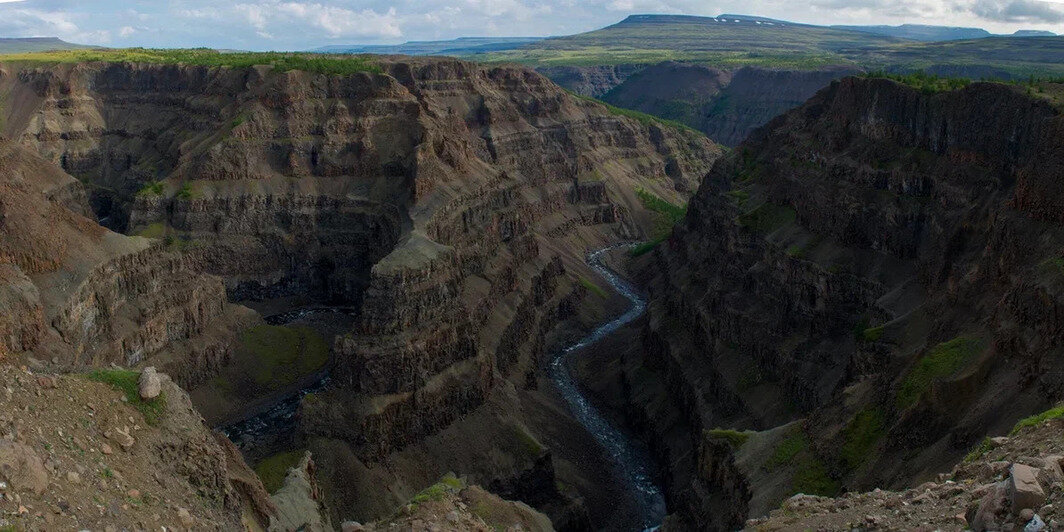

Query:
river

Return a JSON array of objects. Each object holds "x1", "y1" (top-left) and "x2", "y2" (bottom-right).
[
  {"x1": 548, "y1": 244, "x2": 666, "y2": 531},
  {"x1": 221, "y1": 246, "x2": 665, "y2": 529}
]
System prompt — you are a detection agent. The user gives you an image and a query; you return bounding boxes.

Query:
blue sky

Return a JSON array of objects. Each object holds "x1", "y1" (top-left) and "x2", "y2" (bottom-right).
[{"x1": 2, "y1": 0, "x2": 1064, "y2": 50}]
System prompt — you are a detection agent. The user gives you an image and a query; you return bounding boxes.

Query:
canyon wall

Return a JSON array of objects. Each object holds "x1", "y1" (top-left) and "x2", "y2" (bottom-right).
[
  {"x1": 537, "y1": 61, "x2": 860, "y2": 146},
  {"x1": 0, "y1": 138, "x2": 250, "y2": 382},
  {"x1": 634, "y1": 77, "x2": 1064, "y2": 527}
]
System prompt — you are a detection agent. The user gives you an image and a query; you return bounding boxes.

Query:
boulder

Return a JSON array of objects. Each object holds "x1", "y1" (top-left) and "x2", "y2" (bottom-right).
[
  {"x1": 1010, "y1": 464, "x2": 1046, "y2": 515},
  {"x1": 138, "y1": 367, "x2": 161, "y2": 400},
  {"x1": 0, "y1": 440, "x2": 49, "y2": 495},
  {"x1": 968, "y1": 480, "x2": 1009, "y2": 532}
]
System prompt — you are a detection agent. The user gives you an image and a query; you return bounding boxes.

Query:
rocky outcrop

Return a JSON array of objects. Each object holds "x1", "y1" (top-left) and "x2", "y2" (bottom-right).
[
  {"x1": 0, "y1": 364, "x2": 276, "y2": 530},
  {"x1": 599, "y1": 63, "x2": 862, "y2": 146},
  {"x1": 748, "y1": 415, "x2": 1064, "y2": 531},
  {"x1": 270, "y1": 452, "x2": 332, "y2": 532},
  {"x1": 0, "y1": 139, "x2": 250, "y2": 382},
  {"x1": 631, "y1": 77, "x2": 1064, "y2": 525}
]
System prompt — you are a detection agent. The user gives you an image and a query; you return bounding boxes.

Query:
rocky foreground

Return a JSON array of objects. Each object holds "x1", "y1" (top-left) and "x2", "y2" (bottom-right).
[{"x1": 748, "y1": 415, "x2": 1064, "y2": 531}]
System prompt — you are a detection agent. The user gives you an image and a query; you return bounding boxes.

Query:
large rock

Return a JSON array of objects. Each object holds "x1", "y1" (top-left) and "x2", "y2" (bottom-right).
[
  {"x1": 138, "y1": 367, "x2": 161, "y2": 400},
  {"x1": 1011, "y1": 464, "x2": 1047, "y2": 515},
  {"x1": 968, "y1": 480, "x2": 1009, "y2": 532},
  {"x1": 0, "y1": 440, "x2": 48, "y2": 495}
]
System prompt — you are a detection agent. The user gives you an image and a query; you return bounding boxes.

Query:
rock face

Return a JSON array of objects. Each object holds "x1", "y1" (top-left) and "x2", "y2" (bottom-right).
[
  {"x1": 629, "y1": 77, "x2": 1064, "y2": 525},
  {"x1": 0, "y1": 138, "x2": 250, "y2": 383},
  {"x1": 601, "y1": 63, "x2": 862, "y2": 146},
  {"x1": 536, "y1": 64, "x2": 645, "y2": 98}
]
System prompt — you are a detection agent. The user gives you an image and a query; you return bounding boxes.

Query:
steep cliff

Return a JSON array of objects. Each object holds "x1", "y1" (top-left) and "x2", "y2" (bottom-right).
[
  {"x1": 0, "y1": 138, "x2": 251, "y2": 383},
  {"x1": 632, "y1": 77, "x2": 1064, "y2": 526},
  {"x1": 536, "y1": 64, "x2": 645, "y2": 98}
]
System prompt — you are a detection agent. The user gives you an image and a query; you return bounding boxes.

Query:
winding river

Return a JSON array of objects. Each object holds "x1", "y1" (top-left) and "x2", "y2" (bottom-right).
[
  {"x1": 223, "y1": 246, "x2": 665, "y2": 529},
  {"x1": 548, "y1": 245, "x2": 666, "y2": 531}
]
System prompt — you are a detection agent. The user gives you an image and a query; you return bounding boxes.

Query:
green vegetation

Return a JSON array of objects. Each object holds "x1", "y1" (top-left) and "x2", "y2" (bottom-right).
[
  {"x1": 1011, "y1": 404, "x2": 1064, "y2": 435},
  {"x1": 766, "y1": 428, "x2": 839, "y2": 496},
  {"x1": 510, "y1": 425, "x2": 545, "y2": 458},
  {"x1": 579, "y1": 277, "x2": 608, "y2": 298},
  {"x1": 636, "y1": 188, "x2": 687, "y2": 224},
  {"x1": 136, "y1": 222, "x2": 167, "y2": 239},
  {"x1": 631, "y1": 188, "x2": 688, "y2": 257},
  {"x1": 725, "y1": 189, "x2": 750, "y2": 206},
  {"x1": 239, "y1": 325, "x2": 329, "y2": 392},
  {"x1": 738, "y1": 202, "x2": 796, "y2": 234},
  {"x1": 840, "y1": 408, "x2": 885, "y2": 470},
  {"x1": 964, "y1": 437, "x2": 994, "y2": 463},
  {"x1": 860, "y1": 325, "x2": 886, "y2": 342},
  {"x1": 254, "y1": 450, "x2": 304, "y2": 493},
  {"x1": 630, "y1": 240, "x2": 662, "y2": 257},
  {"x1": 86, "y1": 369, "x2": 166, "y2": 426},
  {"x1": 569, "y1": 91, "x2": 700, "y2": 133},
  {"x1": 706, "y1": 428, "x2": 750, "y2": 449},
  {"x1": 176, "y1": 182, "x2": 194, "y2": 200},
  {"x1": 896, "y1": 336, "x2": 985, "y2": 408},
  {"x1": 863, "y1": 70, "x2": 971, "y2": 94},
  {"x1": 136, "y1": 181, "x2": 165, "y2": 197},
  {"x1": 1039, "y1": 256, "x2": 1064, "y2": 277},
  {"x1": 410, "y1": 474, "x2": 465, "y2": 506},
  {"x1": 0, "y1": 49, "x2": 382, "y2": 75}
]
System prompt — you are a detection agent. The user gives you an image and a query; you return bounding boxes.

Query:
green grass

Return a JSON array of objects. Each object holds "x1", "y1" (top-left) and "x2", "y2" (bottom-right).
[
  {"x1": 766, "y1": 428, "x2": 839, "y2": 496},
  {"x1": 738, "y1": 202, "x2": 797, "y2": 234},
  {"x1": 569, "y1": 91, "x2": 700, "y2": 133},
  {"x1": 964, "y1": 437, "x2": 994, "y2": 463},
  {"x1": 579, "y1": 277, "x2": 608, "y2": 298},
  {"x1": 896, "y1": 336, "x2": 985, "y2": 408},
  {"x1": 636, "y1": 188, "x2": 687, "y2": 224},
  {"x1": 176, "y1": 182, "x2": 194, "y2": 200},
  {"x1": 840, "y1": 408, "x2": 884, "y2": 470},
  {"x1": 86, "y1": 369, "x2": 166, "y2": 426},
  {"x1": 510, "y1": 425, "x2": 545, "y2": 458},
  {"x1": 136, "y1": 181, "x2": 165, "y2": 197},
  {"x1": 725, "y1": 189, "x2": 750, "y2": 206},
  {"x1": 706, "y1": 429, "x2": 750, "y2": 449},
  {"x1": 238, "y1": 325, "x2": 329, "y2": 392},
  {"x1": 0, "y1": 49, "x2": 383, "y2": 75},
  {"x1": 410, "y1": 474, "x2": 465, "y2": 505},
  {"x1": 1011, "y1": 404, "x2": 1064, "y2": 435},
  {"x1": 863, "y1": 70, "x2": 971, "y2": 94},
  {"x1": 629, "y1": 238, "x2": 664, "y2": 257},
  {"x1": 254, "y1": 450, "x2": 304, "y2": 493},
  {"x1": 860, "y1": 325, "x2": 886, "y2": 342},
  {"x1": 135, "y1": 222, "x2": 167, "y2": 239},
  {"x1": 630, "y1": 188, "x2": 687, "y2": 257}
]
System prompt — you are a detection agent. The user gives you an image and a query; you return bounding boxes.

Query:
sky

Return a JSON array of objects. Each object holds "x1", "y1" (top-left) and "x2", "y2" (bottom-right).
[{"x1": 2, "y1": 0, "x2": 1064, "y2": 50}]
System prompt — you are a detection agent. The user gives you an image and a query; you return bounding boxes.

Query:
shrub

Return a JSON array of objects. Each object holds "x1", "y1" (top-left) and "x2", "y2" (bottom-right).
[
  {"x1": 963, "y1": 437, "x2": 993, "y2": 463},
  {"x1": 86, "y1": 369, "x2": 166, "y2": 425},
  {"x1": 864, "y1": 70, "x2": 971, "y2": 94},
  {"x1": 896, "y1": 336, "x2": 984, "y2": 408},
  {"x1": 1, "y1": 49, "x2": 382, "y2": 75},
  {"x1": 176, "y1": 182, "x2": 194, "y2": 200},
  {"x1": 136, "y1": 181, "x2": 165, "y2": 196},
  {"x1": 410, "y1": 474, "x2": 465, "y2": 505},
  {"x1": 254, "y1": 450, "x2": 304, "y2": 493},
  {"x1": 860, "y1": 325, "x2": 885, "y2": 342}
]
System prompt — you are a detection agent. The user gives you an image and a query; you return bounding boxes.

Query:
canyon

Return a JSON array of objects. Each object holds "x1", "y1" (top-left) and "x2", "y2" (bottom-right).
[
  {"x1": 3, "y1": 43, "x2": 1064, "y2": 532},
  {"x1": 0, "y1": 54, "x2": 719, "y2": 530}
]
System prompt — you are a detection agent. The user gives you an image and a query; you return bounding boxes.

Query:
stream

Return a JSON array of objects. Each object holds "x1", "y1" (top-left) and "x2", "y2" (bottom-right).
[
  {"x1": 221, "y1": 246, "x2": 666, "y2": 529},
  {"x1": 548, "y1": 245, "x2": 666, "y2": 531}
]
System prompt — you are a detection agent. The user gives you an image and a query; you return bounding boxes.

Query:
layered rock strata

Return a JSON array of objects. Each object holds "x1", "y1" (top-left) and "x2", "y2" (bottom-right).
[
  {"x1": 633, "y1": 77, "x2": 1064, "y2": 527},
  {"x1": 0, "y1": 138, "x2": 249, "y2": 382}
]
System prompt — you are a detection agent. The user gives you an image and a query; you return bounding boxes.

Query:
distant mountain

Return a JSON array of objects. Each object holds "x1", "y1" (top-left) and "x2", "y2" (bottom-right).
[
  {"x1": 1014, "y1": 30, "x2": 1056, "y2": 37},
  {"x1": 0, "y1": 37, "x2": 93, "y2": 53},
  {"x1": 311, "y1": 37, "x2": 542, "y2": 56},
  {"x1": 832, "y1": 24, "x2": 991, "y2": 42}
]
